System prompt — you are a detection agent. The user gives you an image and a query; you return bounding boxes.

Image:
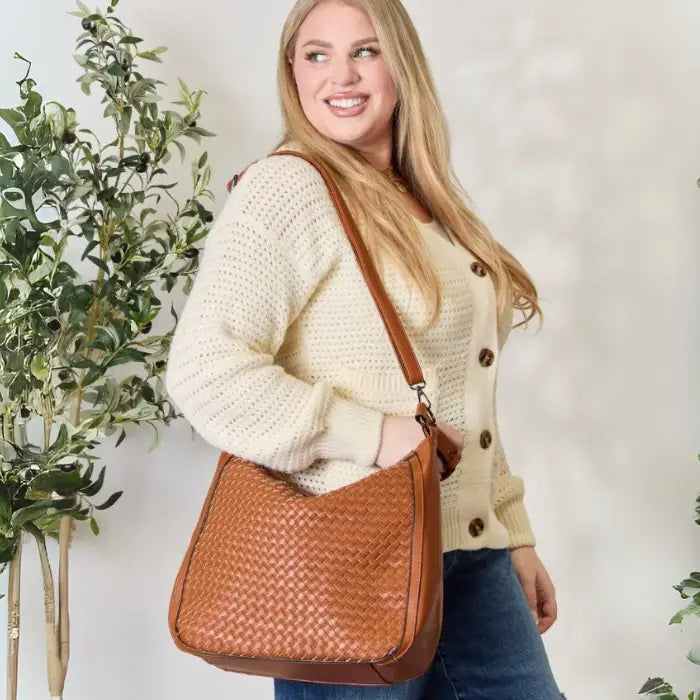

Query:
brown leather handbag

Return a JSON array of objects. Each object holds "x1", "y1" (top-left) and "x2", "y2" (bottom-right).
[{"x1": 167, "y1": 149, "x2": 462, "y2": 686}]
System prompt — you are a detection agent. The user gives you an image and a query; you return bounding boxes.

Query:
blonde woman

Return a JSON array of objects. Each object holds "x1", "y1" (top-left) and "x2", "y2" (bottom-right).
[{"x1": 165, "y1": 0, "x2": 566, "y2": 698}]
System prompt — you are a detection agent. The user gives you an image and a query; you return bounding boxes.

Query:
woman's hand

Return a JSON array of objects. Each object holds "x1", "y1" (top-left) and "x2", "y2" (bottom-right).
[
  {"x1": 373, "y1": 415, "x2": 464, "y2": 472},
  {"x1": 509, "y1": 546, "x2": 558, "y2": 634}
]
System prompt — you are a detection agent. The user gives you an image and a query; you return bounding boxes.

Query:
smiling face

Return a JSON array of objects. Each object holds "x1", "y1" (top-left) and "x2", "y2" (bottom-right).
[{"x1": 290, "y1": 0, "x2": 398, "y2": 168}]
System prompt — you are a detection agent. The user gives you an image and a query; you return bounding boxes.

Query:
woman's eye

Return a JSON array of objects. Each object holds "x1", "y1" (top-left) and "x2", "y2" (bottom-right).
[
  {"x1": 303, "y1": 46, "x2": 378, "y2": 64},
  {"x1": 304, "y1": 51, "x2": 328, "y2": 64}
]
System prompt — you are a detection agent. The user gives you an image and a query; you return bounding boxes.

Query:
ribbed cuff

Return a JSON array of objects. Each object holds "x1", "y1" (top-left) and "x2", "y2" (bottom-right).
[
  {"x1": 495, "y1": 498, "x2": 537, "y2": 549},
  {"x1": 317, "y1": 394, "x2": 385, "y2": 469}
]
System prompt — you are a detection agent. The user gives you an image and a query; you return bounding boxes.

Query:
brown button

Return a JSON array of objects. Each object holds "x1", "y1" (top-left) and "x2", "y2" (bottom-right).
[
  {"x1": 478, "y1": 348, "x2": 494, "y2": 367},
  {"x1": 470, "y1": 261, "x2": 486, "y2": 277},
  {"x1": 468, "y1": 517, "x2": 485, "y2": 537},
  {"x1": 479, "y1": 430, "x2": 492, "y2": 448}
]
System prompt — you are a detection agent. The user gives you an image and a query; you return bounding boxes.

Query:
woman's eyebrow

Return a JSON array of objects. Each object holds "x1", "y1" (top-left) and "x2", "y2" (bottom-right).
[{"x1": 300, "y1": 36, "x2": 379, "y2": 49}]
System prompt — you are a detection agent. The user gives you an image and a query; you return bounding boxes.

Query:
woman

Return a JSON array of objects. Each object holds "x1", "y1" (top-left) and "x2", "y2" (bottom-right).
[{"x1": 165, "y1": 0, "x2": 565, "y2": 698}]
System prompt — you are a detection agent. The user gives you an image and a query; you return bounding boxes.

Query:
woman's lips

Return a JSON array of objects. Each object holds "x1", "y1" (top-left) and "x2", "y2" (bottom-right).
[{"x1": 325, "y1": 95, "x2": 370, "y2": 117}]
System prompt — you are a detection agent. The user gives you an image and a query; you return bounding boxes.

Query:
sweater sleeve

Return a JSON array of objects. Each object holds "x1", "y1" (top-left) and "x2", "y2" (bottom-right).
[
  {"x1": 491, "y1": 305, "x2": 537, "y2": 549},
  {"x1": 165, "y1": 155, "x2": 385, "y2": 473}
]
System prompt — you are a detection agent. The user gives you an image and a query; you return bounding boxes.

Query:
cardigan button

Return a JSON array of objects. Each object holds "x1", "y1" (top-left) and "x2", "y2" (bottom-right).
[
  {"x1": 478, "y1": 348, "x2": 495, "y2": 367},
  {"x1": 470, "y1": 261, "x2": 486, "y2": 277},
  {"x1": 468, "y1": 517, "x2": 485, "y2": 537},
  {"x1": 479, "y1": 430, "x2": 492, "y2": 449}
]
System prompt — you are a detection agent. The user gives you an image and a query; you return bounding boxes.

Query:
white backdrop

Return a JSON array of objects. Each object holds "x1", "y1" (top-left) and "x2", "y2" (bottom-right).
[{"x1": 1, "y1": 1, "x2": 698, "y2": 698}]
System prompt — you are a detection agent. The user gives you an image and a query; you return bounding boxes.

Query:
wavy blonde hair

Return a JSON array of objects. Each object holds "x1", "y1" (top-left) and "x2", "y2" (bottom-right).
[{"x1": 271, "y1": 0, "x2": 542, "y2": 333}]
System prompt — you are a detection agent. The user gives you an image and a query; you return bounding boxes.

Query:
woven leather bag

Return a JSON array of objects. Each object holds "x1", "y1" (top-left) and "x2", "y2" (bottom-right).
[{"x1": 167, "y1": 149, "x2": 462, "y2": 686}]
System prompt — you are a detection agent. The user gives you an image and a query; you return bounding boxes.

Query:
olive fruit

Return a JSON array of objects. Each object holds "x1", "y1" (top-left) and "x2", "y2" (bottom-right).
[
  {"x1": 203, "y1": 212, "x2": 213, "y2": 223},
  {"x1": 81, "y1": 18, "x2": 93, "y2": 30},
  {"x1": 58, "y1": 369, "x2": 71, "y2": 380},
  {"x1": 135, "y1": 162, "x2": 148, "y2": 173},
  {"x1": 111, "y1": 243, "x2": 127, "y2": 262},
  {"x1": 60, "y1": 462, "x2": 77, "y2": 472},
  {"x1": 47, "y1": 318, "x2": 61, "y2": 332},
  {"x1": 188, "y1": 120, "x2": 197, "y2": 128},
  {"x1": 20, "y1": 407, "x2": 30, "y2": 419},
  {"x1": 142, "y1": 321, "x2": 152, "y2": 333},
  {"x1": 62, "y1": 131, "x2": 77, "y2": 145},
  {"x1": 139, "y1": 152, "x2": 150, "y2": 164},
  {"x1": 184, "y1": 247, "x2": 199, "y2": 258},
  {"x1": 155, "y1": 360, "x2": 166, "y2": 369}
]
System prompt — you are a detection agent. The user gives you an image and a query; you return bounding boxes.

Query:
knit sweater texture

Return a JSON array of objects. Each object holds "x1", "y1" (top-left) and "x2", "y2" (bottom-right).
[{"x1": 165, "y1": 150, "x2": 536, "y2": 553}]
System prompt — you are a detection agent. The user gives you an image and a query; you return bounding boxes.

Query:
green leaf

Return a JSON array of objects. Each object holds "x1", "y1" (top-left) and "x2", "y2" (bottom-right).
[
  {"x1": 92, "y1": 325, "x2": 120, "y2": 352},
  {"x1": 0, "y1": 109, "x2": 25, "y2": 135},
  {"x1": 28, "y1": 469, "x2": 83, "y2": 497},
  {"x1": 94, "y1": 490, "x2": 122, "y2": 510},
  {"x1": 669, "y1": 601, "x2": 700, "y2": 625},
  {"x1": 82, "y1": 365, "x2": 104, "y2": 386},
  {"x1": 0, "y1": 486, "x2": 11, "y2": 526},
  {"x1": 30, "y1": 352, "x2": 50, "y2": 381},
  {"x1": 111, "y1": 347, "x2": 147, "y2": 365},
  {"x1": 81, "y1": 464, "x2": 106, "y2": 496},
  {"x1": 24, "y1": 90, "x2": 42, "y2": 120},
  {"x1": 89, "y1": 516, "x2": 99, "y2": 535},
  {"x1": 51, "y1": 423, "x2": 69, "y2": 450},
  {"x1": 119, "y1": 36, "x2": 143, "y2": 44},
  {"x1": 639, "y1": 677, "x2": 674, "y2": 694},
  {"x1": 120, "y1": 105, "x2": 132, "y2": 135},
  {"x1": 187, "y1": 125, "x2": 216, "y2": 137},
  {"x1": 11, "y1": 497, "x2": 77, "y2": 529},
  {"x1": 135, "y1": 47, "x2": 167, "y2": 63},
  {"x1": 0, "y1": 538, "x2": 18, "y2": 563},
  {"x1": 86, "y1": 254, "x2": 109, "y2": 273}
]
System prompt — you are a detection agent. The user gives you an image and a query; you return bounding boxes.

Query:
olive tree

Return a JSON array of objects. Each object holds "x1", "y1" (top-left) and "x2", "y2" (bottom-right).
[{"x1": 0, "y1": 1, "x2": 215, "y2": 696}]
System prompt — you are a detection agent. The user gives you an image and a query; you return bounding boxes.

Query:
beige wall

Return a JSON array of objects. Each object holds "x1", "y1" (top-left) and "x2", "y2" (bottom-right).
[{"x1": 1, "y1": 1, "x2": 698, "y2": 697}]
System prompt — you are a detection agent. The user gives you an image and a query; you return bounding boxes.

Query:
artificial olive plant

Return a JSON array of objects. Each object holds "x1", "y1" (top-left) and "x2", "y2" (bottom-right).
[
  {"x1": 637, "y1": 476, "x2": 699, "y2": 699},
  {"x1": 0, "y1": 0, "x2": 215, "y2": 697}
]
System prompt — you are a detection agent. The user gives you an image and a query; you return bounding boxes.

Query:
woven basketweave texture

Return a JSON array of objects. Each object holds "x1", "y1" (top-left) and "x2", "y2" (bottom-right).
[{"x1": 174, "y1": 455, "x2": 417, "y2": 662}]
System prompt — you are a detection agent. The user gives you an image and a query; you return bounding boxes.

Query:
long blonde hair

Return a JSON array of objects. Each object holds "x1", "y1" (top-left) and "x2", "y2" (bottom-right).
[{"x1": 271, "y1": 0, "x2": 543, "y2": 333}]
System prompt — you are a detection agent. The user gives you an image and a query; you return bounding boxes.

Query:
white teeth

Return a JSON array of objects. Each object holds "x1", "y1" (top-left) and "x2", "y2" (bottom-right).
[{"x1": 328, "y1": 97, "x2": 367, "y2": 108}]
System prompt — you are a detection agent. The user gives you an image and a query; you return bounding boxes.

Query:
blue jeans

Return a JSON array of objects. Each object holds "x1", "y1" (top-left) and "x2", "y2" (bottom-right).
[{"x1": 274, "y1": 547, "x2": 565, "y2": 699}]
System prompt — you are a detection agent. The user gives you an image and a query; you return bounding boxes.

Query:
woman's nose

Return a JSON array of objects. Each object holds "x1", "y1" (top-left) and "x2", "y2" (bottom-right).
[{"x1": 329, "y1": 57, "x2": 359, "y2": 86}]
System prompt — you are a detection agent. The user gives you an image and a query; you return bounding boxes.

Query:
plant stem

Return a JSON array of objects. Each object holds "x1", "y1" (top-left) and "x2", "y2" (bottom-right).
[
  {"x1": 41, "y1": 392, "x2": 71, "y2": 684},
  {"x1": 26, "y1": 523, "x2": 63, "y2": 698},
  {"x1": 4, "y1": 405, "x2": 20, "y2": 700},
  {"x1": 58, "y1": 516, "x2": 71, "y2": 679},
  {"x1": 6, "y1": 535, "x2": 22, "y2": 700}
]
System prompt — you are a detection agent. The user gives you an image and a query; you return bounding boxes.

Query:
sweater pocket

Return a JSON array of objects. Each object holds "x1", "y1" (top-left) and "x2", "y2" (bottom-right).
[{"x1": 334, "y1": 363, "x2": 440, "y2": 418}]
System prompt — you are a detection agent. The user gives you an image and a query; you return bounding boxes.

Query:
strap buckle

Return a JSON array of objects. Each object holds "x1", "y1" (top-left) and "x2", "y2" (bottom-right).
[{"x1": 411, "y1": 382, "x2": 436, "y2": 436}]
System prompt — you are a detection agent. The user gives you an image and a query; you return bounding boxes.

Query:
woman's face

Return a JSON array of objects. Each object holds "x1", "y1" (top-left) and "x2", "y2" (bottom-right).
[{"x1": 290, "y1": 0, "x2": 398, "y2": 165}]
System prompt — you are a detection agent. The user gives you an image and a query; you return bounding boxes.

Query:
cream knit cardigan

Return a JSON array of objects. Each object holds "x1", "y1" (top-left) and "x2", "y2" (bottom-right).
[{"x1": 165, "y1": 151, "x2": 536, "y2": 553}]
